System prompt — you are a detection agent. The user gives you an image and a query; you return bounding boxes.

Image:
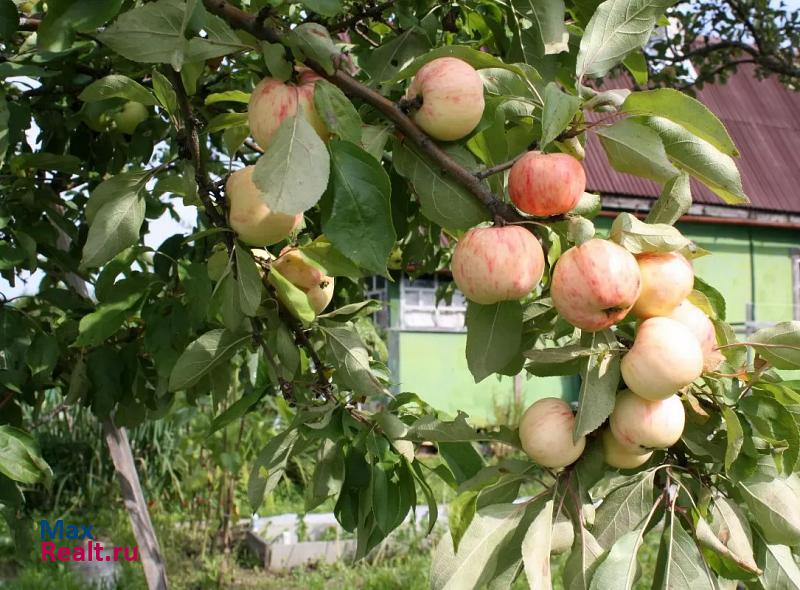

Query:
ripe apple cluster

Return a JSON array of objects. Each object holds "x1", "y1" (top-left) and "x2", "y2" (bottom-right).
[{"x1": 227, "y1": 69, "x2": 336, "y2": 314}]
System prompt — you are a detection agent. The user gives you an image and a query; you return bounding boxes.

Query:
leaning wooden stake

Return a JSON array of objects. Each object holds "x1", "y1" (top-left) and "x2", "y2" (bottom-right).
[{"x1": 103, "y1": 419, "x2": 169, "y2": 590}]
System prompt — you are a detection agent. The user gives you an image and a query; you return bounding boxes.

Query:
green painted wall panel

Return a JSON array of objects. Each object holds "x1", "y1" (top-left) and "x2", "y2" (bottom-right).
[{"x1": 395, "y1": 331, "x2": 579, "y2": 426}]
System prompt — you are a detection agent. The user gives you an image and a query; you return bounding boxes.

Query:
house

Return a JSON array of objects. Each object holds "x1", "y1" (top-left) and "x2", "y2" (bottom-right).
[{"x1": 376, "y1": 64, "x2": 800, "y2": 425}]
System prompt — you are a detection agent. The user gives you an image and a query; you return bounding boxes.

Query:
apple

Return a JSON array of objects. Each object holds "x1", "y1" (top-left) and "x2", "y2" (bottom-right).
[
  {"x1": 405, "y1": 57, "x2": 485, "y2": 141},
  {"x1": 621, "y1": 316, "x2": 704, "y2": 400},
  {"x1": 601, "y1": 429, "x2": 653, "y2": 469},
  {"x1": 609, "y1": 390, "x2": 686, "y2": 454},
  {"x1": 551, "y1": 516, "x2": 574, "y2": 554},
  {"x1": 271, "y1": 247, "x2": 334, "y2": 314},
  {"x1": 111, "y1": 101, "x2": 149, "y2": 135},
  {"x1": 550, "y1": 239, "x2": 641, "y2": 331},
  {"x1": 630, "y1": 252, "x2": 694, "y2": 318},
  {"x1": 667, "y1": 301, "x2": 725, "y2": 372},
  {"x1": 248, "y1": 69, "x2": 329, "y2": 149},
  {"x1": 226, "y1": 166, "x2": 303, "y2": 246},
  {"x1": 518, "y1": 398, "x2": 585, "y2": 469},
  {"x1": 451, "y1": 225, "x2": 544, "y2": 304},
  {"x1": 508, "y1": 152, "x2": 586, "y2": 217}
]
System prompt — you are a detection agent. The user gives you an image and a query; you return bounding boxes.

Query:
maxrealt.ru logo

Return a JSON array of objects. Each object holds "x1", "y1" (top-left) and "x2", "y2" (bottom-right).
[{"x1": 40, "y1": 520, "x2": 139, "y2": 562}]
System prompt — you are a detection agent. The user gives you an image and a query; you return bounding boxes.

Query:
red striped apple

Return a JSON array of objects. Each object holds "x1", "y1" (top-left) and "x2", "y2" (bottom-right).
[
  {"x1": 451, "y1": 226, "x2": 544, "y2": 304},
  {"x1": 609, "y1": 390, "x2": 685, "y2": 453},
  {"x1": 601, "y1": 428, "x2": 653, "y2": 469},
  {"x1": 272, "y1": 247, "x2": 334, "y2": 314},
  {"x1": 667, "y1": 301, "x2": 725, "y2": 372},
  {"x1": 248, "y1": 69, "x2": 329, "y2": 149},
  {"x1": 405, "y1": 57, "x2": 485, "y2": 141},
  {"x1": 226, "y1": 166, "x2": 303, "y2": 246},
  {"x1": 508, "y1": 152, "x2": 586, "y2": 217},
  {"x1": 631, "y1": 252, "x2": 694, "y2": 318},
  {"x1": 519, "y1": 398, "x2": 585, "y2": 468},
  {"x1": 621, "y1": 316, "x2": 703, "y2": 400},
  {"x1": 550, "y1": 239, "x2": 641, "y2": 331}
]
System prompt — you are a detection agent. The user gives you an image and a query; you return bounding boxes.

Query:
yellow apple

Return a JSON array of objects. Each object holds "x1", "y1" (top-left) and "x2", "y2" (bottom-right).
[
  {"x1": 601, "y1": 428, "x2": 653, "y2": 469},
  {"x1": 621, "y1": 316, "x2": 704, "y2": 400},
  {"x1": 518, "y1": 398, "x2": 585, "y2": 469},
  {"x1": 405, "y1": 57, "x2": 485, "y2": 141},
  {"x1": 630, "y1": 252, "x2": 694, "y2": 318},
  {"x1": 609, "y1": 390, "x2": 685, "y2": 454},
  {"x1": 226, "y1": 166, "x2": 303, "y2": 246},
  {"x1": 667, "y1": 300, "x2": 725, "y2": 372}
]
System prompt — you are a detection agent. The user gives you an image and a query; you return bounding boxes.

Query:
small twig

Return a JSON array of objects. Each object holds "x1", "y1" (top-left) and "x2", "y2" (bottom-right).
[
  {"x1": 475, "y1": 152, "x2": 526, "y2": 180},
  {"x1": 328, "y1": 0, "x2": 396, "y2": 33},
  {"x1": 243, "y1": 138, "x2": 264, "y2": 154}
]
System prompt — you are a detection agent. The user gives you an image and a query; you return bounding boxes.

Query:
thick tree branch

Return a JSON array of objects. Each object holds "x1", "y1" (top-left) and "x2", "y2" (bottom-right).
[{"x1": 201, "y1": 0, "x2": 526, "y2": 225}]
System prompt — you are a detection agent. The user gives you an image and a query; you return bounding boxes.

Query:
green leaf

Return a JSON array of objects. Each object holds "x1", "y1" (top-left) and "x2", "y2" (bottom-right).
[
  {"x1": 448, "y1": 491, "x2": 478, "y2": 552},
  {"x1": 285, "y1": 23, "x2": 337, "y2": 75},
  {"x1": 540, "y1": 82, "x2": 581, "y2": 147},
  {"x1": 390, "y1": 45, "x2": 530, "y2": 84},
  {"x1": 645, "y1": 173, "x2": 692, "y2": 225},
  {"x1": 319, "y1": 300, "x2": 383, "y2": 323},
  {"x1": 696, "y1": 277, "x2": 727, "y2": 321},
  {"x1": 314, "y1": 80, "x2": 362, "y2": 144},
  {"x1": 645, "y1": 116, "x2": 749, "y2": 205},
  {"x1": 0, "y1": 92, "x2": 8, "y2": 168},
  {"x1": 402, "y1": 412, "x2": 520, "y2": 447},
  {"x1": 576, "y1": 0, "x2": 673, "y2": 80},
  {"x1": 360, "y1": 124, "x2": 392, "y2": 161},
  {"x1": 168, "y1": 329, "x2": 250, "y2": 392},
  {"x1": 10, "y1": 153, "x2": 82, "y2": 174},
  {"x1": 78, "y1": 75, "x2": 158, "y2": 106},
  {"x1": 37, "y1": 0, "x2": 123, "y2": 51},
  {"x1": 749, "y1": 321, "x2": 800, "y2": 370},
  {"x1": 738, "y1": 476, "x2": 800, "y2": 546},
  {"x1": 97, "y1": 0, "x2": 244, "y2": 69},
  {"x1": 431, "y1": 502, "x2": 528, "y2": 590},
  {"x1": 76, "y1": 289, "x2": 145, "y2": 346},
  {"x1": 360, "y1": 29, "x2": 431, "y2": 85},
  {"x1": 522, "y1": 498, "x2": 555, "y2": 589},
  {"x1": 234, "y1": 245, "x2": 263, "y2": 317},
  {"x1": 741, "y1": 392, "x2": 800, "y2": 473},
  {"x1": 206, "y1": 112, "x2": 248, "y2": 133},
  {"x1": 81, "y1": 191, "x2": 145, "y2": 268},
  {"x1": 465, "y1": 301, "x2": 523, "y2": 383},
  {"x1": 86, "y1": 170, "x2": 154, "y2": 225},
  {"x1": 593, "y1": 470, "x2": 656, "y2": 549},
  {"x1": 252, "y1": 115, "x2": 330, "y2": 215},
  {"x1": 609, "y1": 212, "x2": 692, "y2": 254},
  {"x1": 720, "y1": 406, "x2": 744, "y2": 473},
  {"x1": 319, "y1": 324, "x2": 386, "y2": 397},
  {"x1": 622, "y1": 89, "x2": 738, "y2": 156},
  {"x1": 27, "y1": 333, "x2": 59, "y2": 380},
  {"x1": 300, "y1": 236, "x2": 365, "y2": 281},
  {"x1": 151, "y1": 69, "x2": 179, "y2": 121},
  {"x1": 573, "y1": 331, "x2": 620, "y2": 442},
  {"x1": 0, "y1": 426, "x2": 52, "y2": 485},
  {"x1": 596, "y1": 118, "x2": 680, "y2": 183},
  {"x1": 209, "y1": 390, "x2": 261, "y2": 436},
  {"x1": 248, "y1": 429, "x2": 299, "y2": 511},
  {"x1": 512, "y1": 0, "x2": 570, "y2": 56},
  {"x1": 322, "y1": 140, "x2": 395, "y2": 274},
  {"x1": 563, "y1": 527, "x2": 605, "y2": 590},
  {"x1": 524, "y1": 344, "x2": 589, "y2": 376},
  {"x1": 751, "y1": 530, "x2": 800, "y2": 590},
  {"x1": 696, "y1": 496, "x2": 760, "y2": 577},
  {"x1": 652, "y1": 508, "x2": 718, "y2": 590},
  {"x1": 301, "y1": 0, "x2": 343, "y2": 17},
  {"x1": 204, "y1": 90, "x2": 251, "y2": 105},
  {"x1": 622, "y1": 50, "x2": 648, "y2": 85},
  {"x1": 392, "y1": 140, "x2": 490, "y2": 230},
  {"x1": 267, "y1": 267, "x2": 317, "y2": 325},
  {"x1": 0, "y1": 0, "x2": 18, "y2": 40},
  {"x1": 589, "y1": 529, "x2": 646, "y2": 590}
]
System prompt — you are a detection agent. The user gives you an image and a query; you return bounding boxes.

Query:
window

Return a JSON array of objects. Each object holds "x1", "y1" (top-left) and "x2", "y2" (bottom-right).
[
  {"x1": 365, "y1": 275, "x2": 390, "y2": 329},
  {"x1": 400, "y1": 275, "x2": 467, "y2": 331},
  {"x1": 793, "y1": 249, "x2": 800, "y2": 321}
]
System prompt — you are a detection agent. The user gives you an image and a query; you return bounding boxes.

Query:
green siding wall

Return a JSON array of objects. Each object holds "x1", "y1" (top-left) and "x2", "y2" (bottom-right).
[{"x1": 394, "y1": 331, "x2": 578, "y2": 426}]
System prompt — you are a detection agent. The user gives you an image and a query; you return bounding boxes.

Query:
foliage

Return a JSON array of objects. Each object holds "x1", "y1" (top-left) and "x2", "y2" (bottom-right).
[{"x1": 1, "y1": 0, "x2": 800, "y2": 588}]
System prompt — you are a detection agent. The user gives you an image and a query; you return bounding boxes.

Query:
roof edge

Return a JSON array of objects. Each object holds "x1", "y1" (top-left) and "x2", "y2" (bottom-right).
[{"x1": 600, "y1": 195, "x2": 800, "y2": 229}]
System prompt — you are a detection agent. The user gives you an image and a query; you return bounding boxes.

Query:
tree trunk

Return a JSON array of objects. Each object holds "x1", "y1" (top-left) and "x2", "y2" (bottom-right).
[{"x1": 103, "y1": 418, "x2": 169, "y2": 590}]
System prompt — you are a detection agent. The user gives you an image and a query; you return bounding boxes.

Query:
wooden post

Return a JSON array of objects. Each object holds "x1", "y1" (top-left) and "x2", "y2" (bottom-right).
[{"x1": 103, "y1": 418, "x2": 169, "y2": 590}]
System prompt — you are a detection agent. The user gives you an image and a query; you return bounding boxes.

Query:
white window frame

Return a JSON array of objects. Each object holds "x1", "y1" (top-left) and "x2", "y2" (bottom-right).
[
  {"x1": 365, "y1": 275, "x2": 390, "y2": 329},
  {"x1": 399, "y1": 275, "x2": 467, "y2": 332}
]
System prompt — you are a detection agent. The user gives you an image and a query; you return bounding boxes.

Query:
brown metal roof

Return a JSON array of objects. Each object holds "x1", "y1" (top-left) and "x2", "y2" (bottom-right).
[{"x1": 584, "y1": 64, "x2": 800, "y2": 215}]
